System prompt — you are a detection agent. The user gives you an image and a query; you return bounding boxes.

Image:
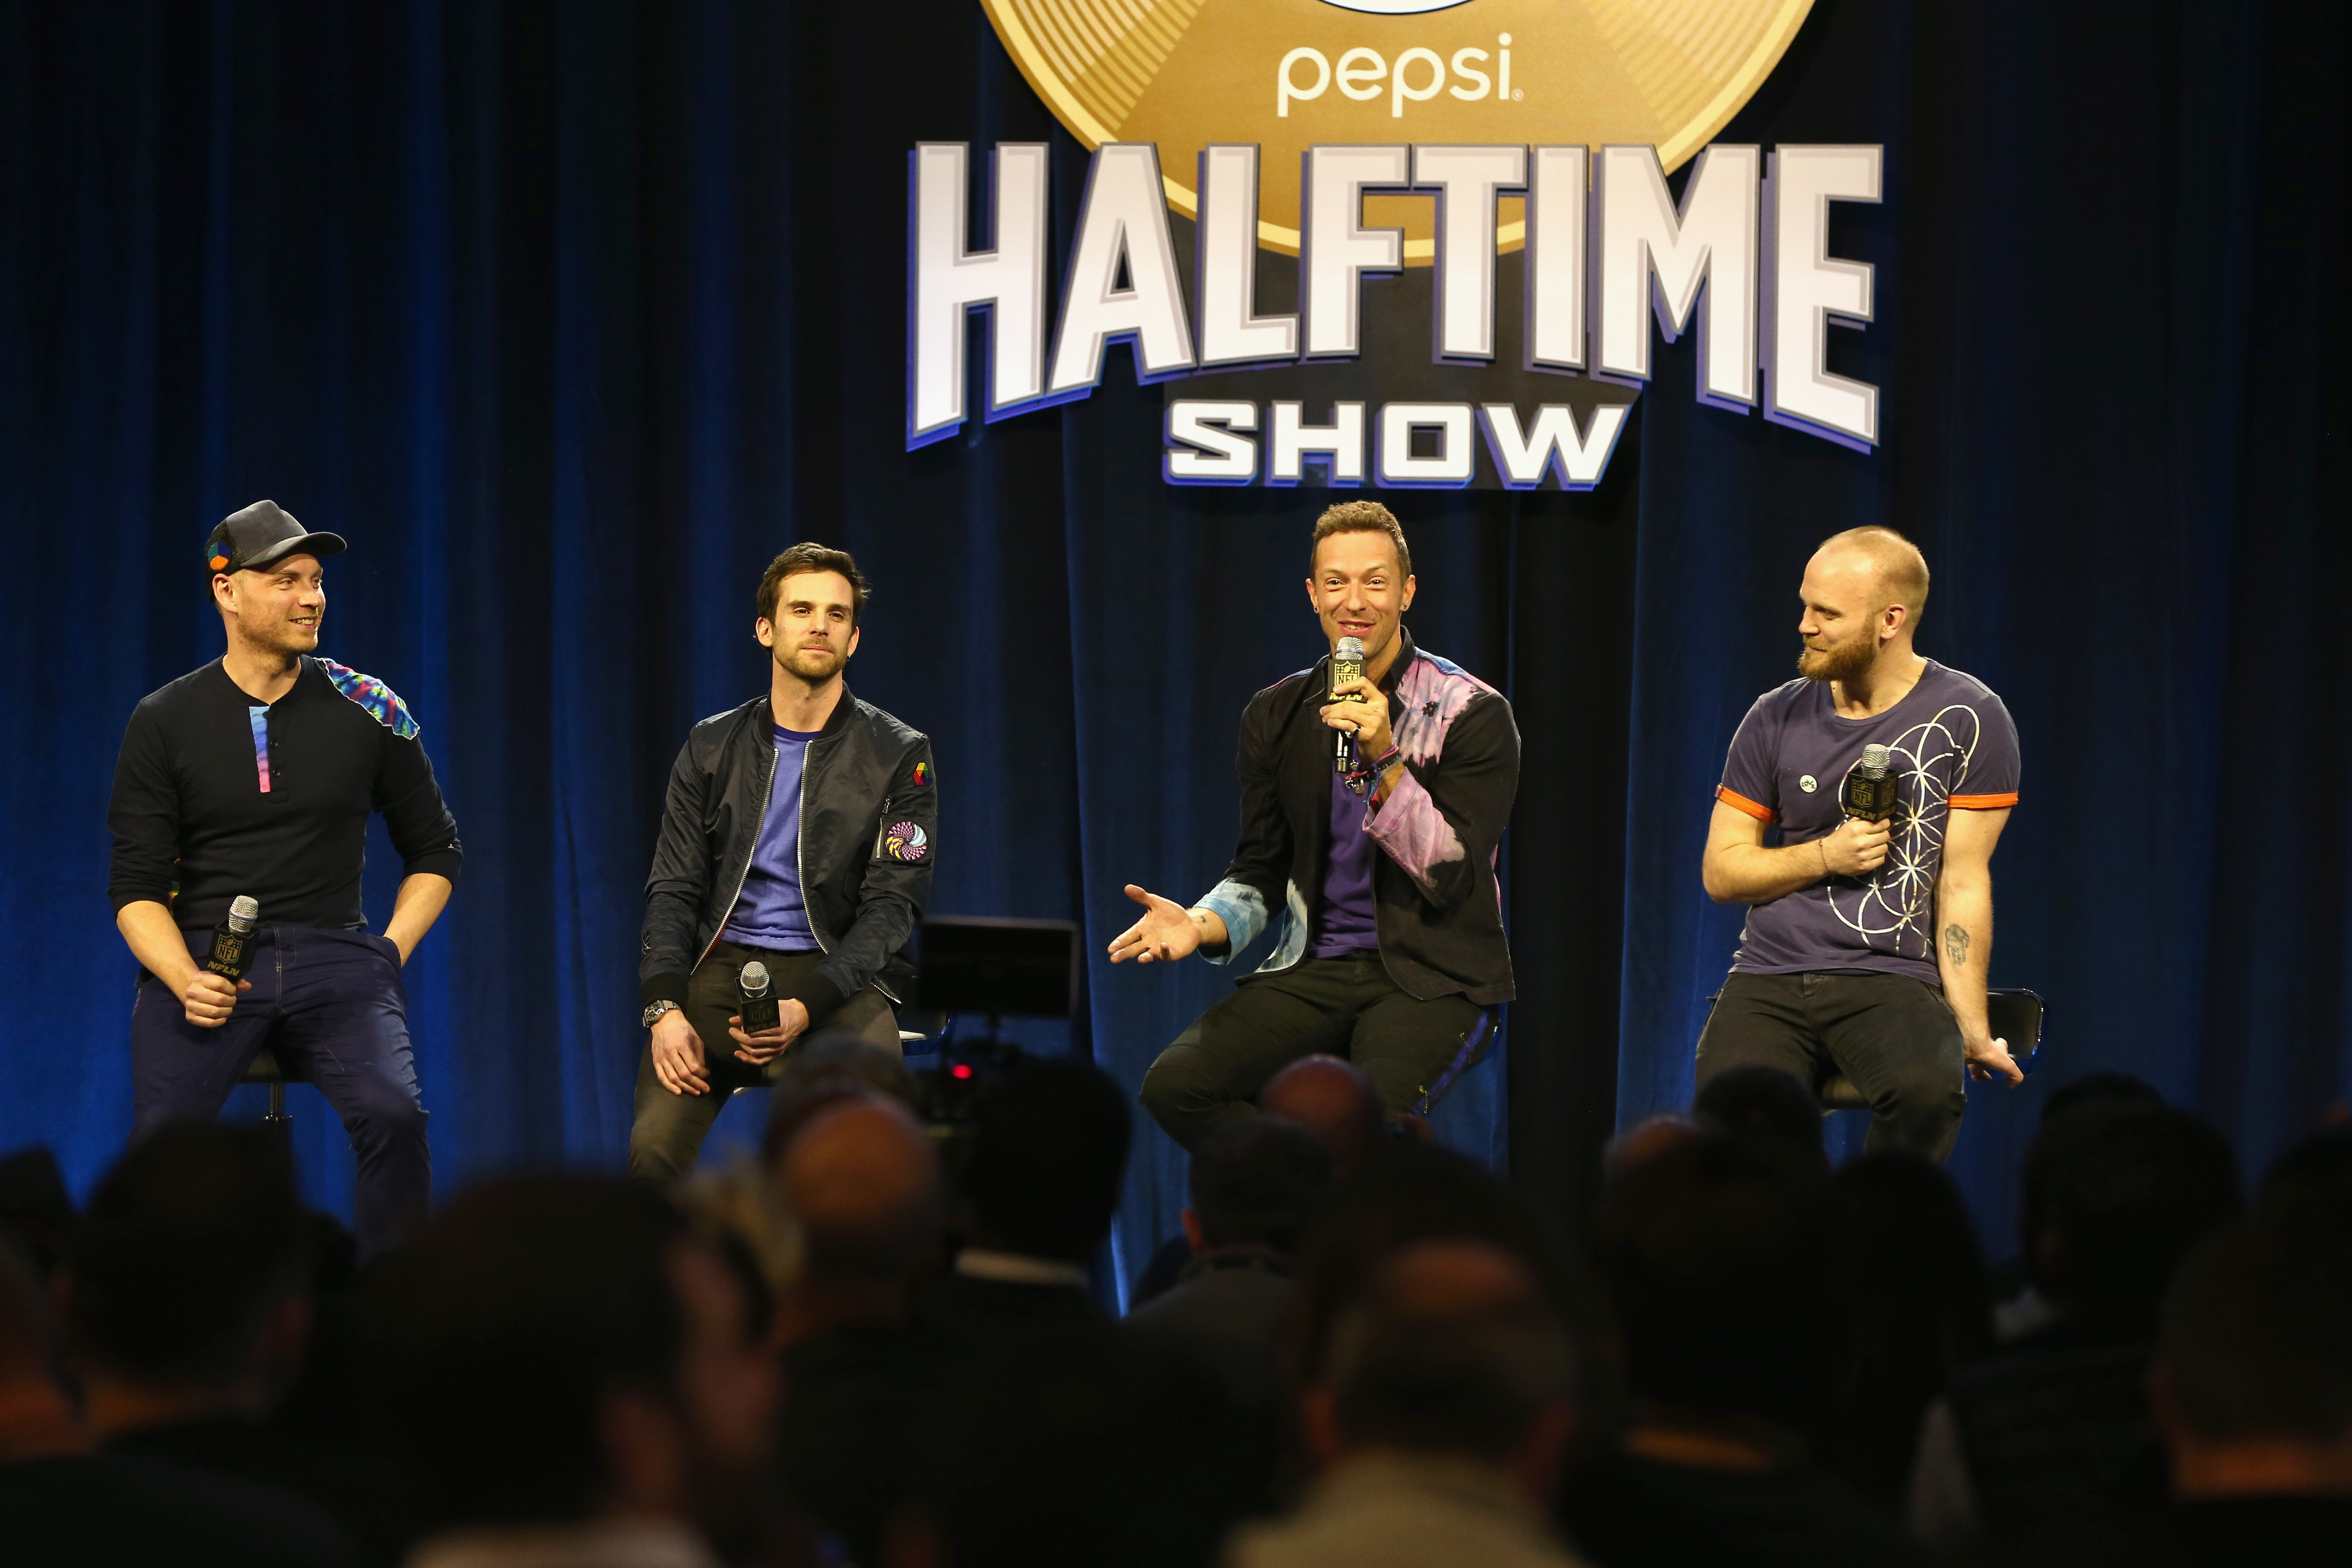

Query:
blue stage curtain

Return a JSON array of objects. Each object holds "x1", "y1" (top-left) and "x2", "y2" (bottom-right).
[
  {"x1": 0, "y1": 0, "x2": 2342, "y2": 1288},
  {"x1": 0, "y1": 0, "x2": 1563, "y2": 1290}
]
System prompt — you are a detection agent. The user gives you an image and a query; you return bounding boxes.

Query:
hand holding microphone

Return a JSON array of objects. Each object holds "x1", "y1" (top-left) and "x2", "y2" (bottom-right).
[
  {"x1": 727, "y1": 959, "x2": 808, "y2": 1064},
  {"x1": 182, "y1": 895, "x2": 258, "y2": 1028},
  {"x1": 1327, "y1": 636, "x2": 1366, "y2": 774},
  {"x1": 1818, "y1": 817, "x2": 1893, "y2": 878},
  {"x1": 1820, "y1": 744, "x2": 1896, "y2": 879},
  {"x1": 1319, "y1": 637, "x2": 1393, "y2": 770}
]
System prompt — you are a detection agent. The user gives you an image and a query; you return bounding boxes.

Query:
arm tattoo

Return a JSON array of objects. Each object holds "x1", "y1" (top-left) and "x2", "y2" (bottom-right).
[{"x1": 1943, "y1": 923, "x2": 1971, "y2": 966}]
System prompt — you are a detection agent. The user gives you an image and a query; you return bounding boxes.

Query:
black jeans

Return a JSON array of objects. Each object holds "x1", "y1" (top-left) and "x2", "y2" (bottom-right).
[
  {"x1": 1694, "y1": 970, "x2": 1968, "y2": 1162},
  {"x1": 1138, "y1": 952, "x2": 1494, "y2": 1151},
  {"x1": 628, "y1": 940, "x2": 899, "y2": 1181}
]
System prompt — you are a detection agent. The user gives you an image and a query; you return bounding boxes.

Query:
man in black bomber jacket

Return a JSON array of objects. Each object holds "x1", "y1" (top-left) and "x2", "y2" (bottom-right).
[
  {"x1": 1112, "y1": 503, "x2": 1519, "y2": 1150},
  {"x1": 631, "y1": 543, "x2": 938, "y2": 1180}
]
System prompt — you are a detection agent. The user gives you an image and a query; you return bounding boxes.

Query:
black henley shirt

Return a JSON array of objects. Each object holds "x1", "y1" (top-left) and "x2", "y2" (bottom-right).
[{"x1": 107, "y1": 658, "x2": 463, "y2": 931}]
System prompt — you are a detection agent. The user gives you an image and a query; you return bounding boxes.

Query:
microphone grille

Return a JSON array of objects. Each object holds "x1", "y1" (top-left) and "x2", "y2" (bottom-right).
[
  {"x1": 229, "y1": 895, "x2": 260, "y2": 921},
  {"x1": 1336, "y1": 636, "x2": 1364, "y2": 661},
  {"x1": 1860, "y1": 744, "x2": 1892, "y2": 771},
  {"x1": 740, "y1": 960, "x2": 770, "y2": 990}
]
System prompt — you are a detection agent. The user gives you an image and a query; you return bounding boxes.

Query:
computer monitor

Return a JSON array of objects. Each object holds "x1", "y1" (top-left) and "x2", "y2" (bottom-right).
[{"x1": 915, "y1": 916, "x2": 1079, "y2": 1019}]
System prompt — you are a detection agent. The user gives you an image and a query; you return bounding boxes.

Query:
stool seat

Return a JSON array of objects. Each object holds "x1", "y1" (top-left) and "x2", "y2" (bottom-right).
[
  {"x1": 1819, "y1": 1073, "x2": 1872, "y2": 1111},
  {"x1": 240, "y1": 1045, "x2": 307, "y2": 1085},
  {"x1": 240, "y1": 1046, "x2": 306, "y2": 1135}
]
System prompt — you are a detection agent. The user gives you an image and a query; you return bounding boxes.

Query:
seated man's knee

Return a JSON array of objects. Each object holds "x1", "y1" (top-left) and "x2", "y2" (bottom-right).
[
  {"x1": 346, "y1": 1088, "x2": 429, "y2": 1151},
  {"x1": 1144, "y1": 1043, "x2": 1248, "y2": 1149},
  {"x1": 1138, "y1": 1048, "x2": 1202, "y2": 1122}
]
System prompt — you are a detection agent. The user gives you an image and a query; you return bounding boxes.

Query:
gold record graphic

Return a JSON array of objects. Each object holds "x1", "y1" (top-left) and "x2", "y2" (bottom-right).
[{"x1": 979, "y1": 0, "x2": 1814, "y2": 262}]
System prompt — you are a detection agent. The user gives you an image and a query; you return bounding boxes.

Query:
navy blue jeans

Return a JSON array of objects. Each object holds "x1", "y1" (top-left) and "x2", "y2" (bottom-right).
[{"x1": 131, "y1": 923, "x2": 430, "y2": 1255}]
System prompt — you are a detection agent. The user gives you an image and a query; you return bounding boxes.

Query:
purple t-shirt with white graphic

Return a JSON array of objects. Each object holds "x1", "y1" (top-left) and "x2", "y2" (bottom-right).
[
  {"x1": 1715, "y1": 661, "x2": 2020, "y2": 983},
  {"x1": 1313, "y1": 771, "x2": 1380, "y2": 958}
]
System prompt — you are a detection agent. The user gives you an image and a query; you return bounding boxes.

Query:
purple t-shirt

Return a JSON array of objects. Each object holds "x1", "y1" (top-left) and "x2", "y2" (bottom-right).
[
  {"x1": 1716, "y1": 661, "x2": 2020, "y2": 983},
  {"x1": 1312, "y1": 771, "x2": 1380, "y2": 958},
  {"x1": 720, "y1": 723, "x2": 825, "y2": 951}
]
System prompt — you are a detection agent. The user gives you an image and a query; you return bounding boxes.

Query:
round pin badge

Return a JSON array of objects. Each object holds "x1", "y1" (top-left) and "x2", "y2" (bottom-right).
[{"x1": 1799, "y1": 774, "x2": 1818, "y2": 793}]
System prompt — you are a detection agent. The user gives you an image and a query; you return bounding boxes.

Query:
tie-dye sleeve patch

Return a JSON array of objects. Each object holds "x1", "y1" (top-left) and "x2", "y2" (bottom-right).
[
  {"x1": 1194, "y1": 878, "x2": 1269, "y2": 963},
  {"x1": 313, "y1": 657, "x2": 421, "y2": 739},
  {"x1": 1365, "y1": 764, "x2": 1465, "y2": 889},
  {"x1": 1392, "y1": 654, "x2": 1497, "y2": 766}
]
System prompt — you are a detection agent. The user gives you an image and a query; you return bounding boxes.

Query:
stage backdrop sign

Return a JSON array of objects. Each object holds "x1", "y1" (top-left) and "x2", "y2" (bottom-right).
[{"x1": 907, "y1": 0, "x2": 1880, "y2": 490}]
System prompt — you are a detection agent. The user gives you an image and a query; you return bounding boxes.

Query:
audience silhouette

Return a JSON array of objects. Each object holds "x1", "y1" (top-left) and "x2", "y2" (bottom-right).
[{"x1": 3, "y1": 1066, "x2": 2347, "y2": 1568}]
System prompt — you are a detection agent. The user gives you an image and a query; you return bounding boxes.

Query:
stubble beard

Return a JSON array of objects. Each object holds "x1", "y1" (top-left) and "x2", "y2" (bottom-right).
[
  {"x1": 1797, "y1": 636, "x2": 1876, "y2": 685},
  {"x1": 236, "y1": 612, "x2": 318, "y2": 662},
  {"x1": 777, "y1": 645, "x2": 847, "y2": 684}
]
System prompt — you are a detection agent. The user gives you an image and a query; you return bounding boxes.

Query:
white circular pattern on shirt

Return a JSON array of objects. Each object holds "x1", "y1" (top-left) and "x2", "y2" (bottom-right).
[{"x1": 1831, "y1": 705, "x2": 1984, "y2": 947}]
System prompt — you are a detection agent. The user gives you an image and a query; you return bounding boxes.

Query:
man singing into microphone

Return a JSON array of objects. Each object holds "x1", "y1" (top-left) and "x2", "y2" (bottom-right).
[
  {"x1": 632, "y1": 543, "x2": 937, "y2": 1180},
  {"x1": 108, "y1": 500, "x2": 461, "y2": 1256},
  {"x1": 1114, "y1": 502, "x2": 1519, "y2": 1149},
  {"x1": 1698, "y1": 526, "x2": 2022, "y2": 1162}
]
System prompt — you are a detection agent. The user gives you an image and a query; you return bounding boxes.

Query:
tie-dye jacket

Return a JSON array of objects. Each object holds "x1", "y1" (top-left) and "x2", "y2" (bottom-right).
[{"x1": 1194, "y1": 631, "x2": 1519, "y2": 1005}]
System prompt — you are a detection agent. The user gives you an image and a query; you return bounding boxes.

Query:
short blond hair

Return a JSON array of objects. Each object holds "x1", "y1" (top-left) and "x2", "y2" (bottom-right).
[
  {"x1": 1311, "y1": 501, "x2": 1411, "y2": 578},
  {"x1": 1818, "y1": 526, "x2": 1929, "y2": 616}
]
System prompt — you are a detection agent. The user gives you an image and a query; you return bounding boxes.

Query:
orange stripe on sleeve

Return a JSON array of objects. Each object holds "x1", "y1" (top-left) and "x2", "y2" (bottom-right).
[
  {"x1": 1949, "y1": 792, "x2": 2019, "y2": 810},
  {"x1": 1715, "y1": 785, "x2": 1775, "y2": 823}
]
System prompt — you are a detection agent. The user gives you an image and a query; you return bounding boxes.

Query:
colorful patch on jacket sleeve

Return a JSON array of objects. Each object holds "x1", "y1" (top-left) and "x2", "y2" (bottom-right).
[
  {"x1": 1392, "y1": 652, "x2": 1500, "y2": 766},
  {"x1": 911, "y1": 760, "x2": 933, "y2": 788},
  {"x1": 880, "y1": 820, "x2": 930, "y2": 862},
  {"x1": 313, "y1": 658, "x2": 421, "y2": 739}
]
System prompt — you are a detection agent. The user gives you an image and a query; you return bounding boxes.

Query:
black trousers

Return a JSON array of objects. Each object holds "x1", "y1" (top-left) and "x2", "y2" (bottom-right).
[
  {"x1": 1693, "y1": 970, "x2": 1968, "y2": 1162},
  {"x1": 1138, "y1": 952, "x2": 1493, "y2": 1151},
  {"x1": 628, "y1": 941, "x2": 899, "y2": 1181}
]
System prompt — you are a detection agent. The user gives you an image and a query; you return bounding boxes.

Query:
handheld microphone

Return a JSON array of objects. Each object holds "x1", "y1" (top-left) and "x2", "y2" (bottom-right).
[
  {"x1": 1840, "y1": 744, "x2": 1898, "y2": 823},
  {"x1": 1331, "y1": 635, "x2": 1365, "y2": 775},
  {"x1": 738, "y1": 960, "x2": 781, "y2": 1035},
  {"x1": 204, "y1": 896, "x2": 260, "y2": 982}
]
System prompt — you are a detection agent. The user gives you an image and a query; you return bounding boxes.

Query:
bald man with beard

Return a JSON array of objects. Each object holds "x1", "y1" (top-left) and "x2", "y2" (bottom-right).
[{"x1": 1697, "y1": 528, "x2": 2024, "y2": 1163}]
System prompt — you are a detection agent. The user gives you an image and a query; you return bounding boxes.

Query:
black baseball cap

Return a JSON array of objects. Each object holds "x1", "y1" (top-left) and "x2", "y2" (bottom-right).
[{"x1": 205, "y1": 500, "x2": 347, "y2": 576}]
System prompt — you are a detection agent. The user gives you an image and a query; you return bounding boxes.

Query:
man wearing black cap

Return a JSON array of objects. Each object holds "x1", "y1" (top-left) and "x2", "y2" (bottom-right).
[{"x1": 106, "y1": 501, "x2": 461, "y2": 1256}]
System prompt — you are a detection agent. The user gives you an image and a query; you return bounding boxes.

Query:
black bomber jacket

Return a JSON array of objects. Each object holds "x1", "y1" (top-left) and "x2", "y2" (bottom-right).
[
  {"x1": 639, "y1": 686, "x2": 937, "y2": 1023},
  {"x1": 1195, "y1": 631, "x2": 1520, "y2": 1005}
]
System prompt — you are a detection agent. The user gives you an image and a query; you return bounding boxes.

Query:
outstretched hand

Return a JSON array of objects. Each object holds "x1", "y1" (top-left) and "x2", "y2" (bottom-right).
[{"x1": 1108, "y1": 884, "x2": 1205, "y2": 965}]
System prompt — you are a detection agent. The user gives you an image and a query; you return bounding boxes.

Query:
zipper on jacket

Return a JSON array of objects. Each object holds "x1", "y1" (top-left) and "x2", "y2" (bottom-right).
[
  {"x1": 796, "y1": 746, "x2": 827, "y2": 957},
  {"x1": 695, "y1": 730, "x2": 774, "y2": 972}
]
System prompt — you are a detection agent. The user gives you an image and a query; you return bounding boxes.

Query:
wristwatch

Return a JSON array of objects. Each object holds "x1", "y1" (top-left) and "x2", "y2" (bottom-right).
[{"x1": 641, "y1": 999, "x2": 682, "y2": 1029}]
